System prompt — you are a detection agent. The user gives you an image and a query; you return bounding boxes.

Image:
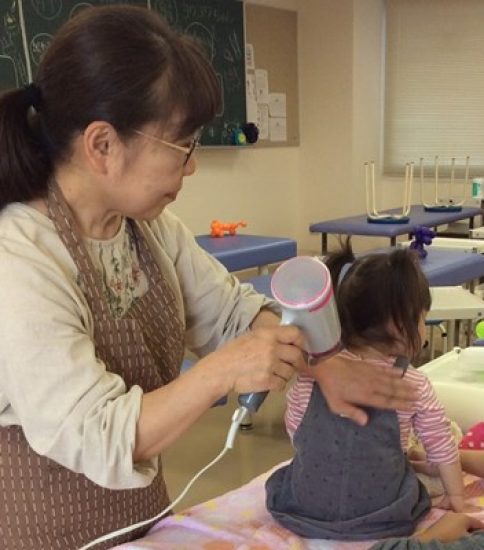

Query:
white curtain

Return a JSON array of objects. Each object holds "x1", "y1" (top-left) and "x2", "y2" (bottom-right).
[{"x1": 384, "y1": 0, "x2": 484, "y2": 176}]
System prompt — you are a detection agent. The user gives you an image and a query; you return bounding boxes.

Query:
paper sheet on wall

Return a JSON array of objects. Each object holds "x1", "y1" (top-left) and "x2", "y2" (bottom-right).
[
  {"x1": 246, "y1": 72, "x2": 256, "y2": 102},
  {"x1": 255, "y1": 69, "x2": 269, "y2": 104},
  {"x1": 257, "y1": 104, "x2": 269, "y2": 140},
  {"x1": 269, "y1": 117, "x2": 287, "y2": 142},
  {"x1": 247, "y1": 98, "x2": 258, "y2": 123},
  {"x1": 245, "y1": 43, "x2": 255, "y2": 71},
  {"x1": 246, "y1": 72, "x2": 258, "y2": 122},
  {"x1": 269, "y1": 93, "x2": 287, "y2": 118}
]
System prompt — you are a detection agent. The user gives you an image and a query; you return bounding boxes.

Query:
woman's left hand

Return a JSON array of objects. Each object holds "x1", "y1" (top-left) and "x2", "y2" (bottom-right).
[{"x1": 310, "y1": 354, "x2": 418, "y2": 426}]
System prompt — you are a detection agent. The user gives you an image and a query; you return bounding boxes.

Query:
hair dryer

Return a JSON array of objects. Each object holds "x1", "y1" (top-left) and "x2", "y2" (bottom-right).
[{"x1": 238, "y1": 256, "x2": 342, "y2": 413}]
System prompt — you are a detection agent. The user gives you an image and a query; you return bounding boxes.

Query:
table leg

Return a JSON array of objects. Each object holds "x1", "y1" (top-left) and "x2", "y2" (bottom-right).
[
  {"x1": 322, "y1": 233, "x2": 328, "y2": 255},
  {"x1": 390, "y1": 237, "x2": 396, "y2": 247},
  {"x1": 466, "y1": 320, "x2": 472, "y2": 347},
  {"x1": 470, "y1": 216, "x2": 475, "y2": 230},
  {"x1": 258, "y1": 265, "x2": 269, "y2": 275},
  {"x1": 447, "y1": 321, "x2": 456, "y2": 349},
  {"x1": 455, "y1": 320, "x2": 462, "y2": 347}
]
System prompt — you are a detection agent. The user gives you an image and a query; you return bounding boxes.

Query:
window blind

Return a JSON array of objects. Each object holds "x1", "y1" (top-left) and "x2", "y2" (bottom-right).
[{"x1": 384, "y1": 0, "x2": 484, "y2": 176}]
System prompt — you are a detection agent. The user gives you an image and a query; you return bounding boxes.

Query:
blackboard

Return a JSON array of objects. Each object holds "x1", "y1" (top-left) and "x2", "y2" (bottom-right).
[
  {"x1": 0, "y1": 0, "x2": 246, "y2": 147},
  {"x1": 152, "y1": 0, "x2": 246, "y2": 146},
  {"x1": 23, "y1": 1, "x2": 147, "y2": 75},
  {"x1": 0, "y1": 1, "x2": 28, "y2": 89}
]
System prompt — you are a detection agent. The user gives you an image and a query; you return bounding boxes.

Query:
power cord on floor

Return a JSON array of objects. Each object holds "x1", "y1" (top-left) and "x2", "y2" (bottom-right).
[{"x1": 77, "y1": 406, "x2": 249, "y2": 550}]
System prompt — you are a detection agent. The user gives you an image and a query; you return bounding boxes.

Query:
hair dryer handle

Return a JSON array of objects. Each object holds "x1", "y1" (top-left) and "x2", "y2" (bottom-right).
[
  {"x1": 237, "y1": 390, "x2": 269, "y2": 412},
  {"x1": 237, "y1": 315, "x2": 294, "y2": 412}
]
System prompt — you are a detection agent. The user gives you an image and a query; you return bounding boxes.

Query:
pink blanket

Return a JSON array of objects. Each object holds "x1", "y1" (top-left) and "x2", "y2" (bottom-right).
[{"x1": 115, "y1": 465, "x2": 484, "y2": 550}]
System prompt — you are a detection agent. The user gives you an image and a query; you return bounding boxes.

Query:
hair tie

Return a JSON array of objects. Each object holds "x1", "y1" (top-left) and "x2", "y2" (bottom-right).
[
  {"x1": 337, "y1": 262, "x2": 352, "y2": 286},
  {"x1": 23, "y1": 83, "x2": 43, "y2": 112}
]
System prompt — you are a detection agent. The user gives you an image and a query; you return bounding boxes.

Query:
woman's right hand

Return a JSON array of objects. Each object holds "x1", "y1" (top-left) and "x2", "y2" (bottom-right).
[{"x1": 199, "y1": 324, "x2": 307, "y2": 396}]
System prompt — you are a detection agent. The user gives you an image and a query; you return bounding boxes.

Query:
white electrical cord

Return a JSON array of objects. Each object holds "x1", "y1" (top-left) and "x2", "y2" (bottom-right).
[{"x1": 77, "y1": 406, "x2": 248, "y2": 550}]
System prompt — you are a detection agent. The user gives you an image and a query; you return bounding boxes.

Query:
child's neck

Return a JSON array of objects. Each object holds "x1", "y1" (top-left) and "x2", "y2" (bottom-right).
[{"x1": 347, "y1": 343, "x2": 404, "y2": 361}]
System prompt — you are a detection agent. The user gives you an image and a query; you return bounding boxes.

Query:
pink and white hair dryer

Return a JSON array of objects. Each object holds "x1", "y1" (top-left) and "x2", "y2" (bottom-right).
[{"x1": 238, "y1": 256, "x2": 342, "y2": 412}]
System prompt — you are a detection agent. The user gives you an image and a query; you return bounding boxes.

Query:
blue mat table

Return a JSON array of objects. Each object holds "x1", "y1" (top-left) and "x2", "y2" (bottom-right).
[
  {"x1": 195, "y1": 234, "x2": 297, "y2": 273},
  {"x1": 246, "y1": 247, "x2": 484, "y2": 297},
  {"x1": 309, "y1": 205, "x2": 483, "y2": 254}
]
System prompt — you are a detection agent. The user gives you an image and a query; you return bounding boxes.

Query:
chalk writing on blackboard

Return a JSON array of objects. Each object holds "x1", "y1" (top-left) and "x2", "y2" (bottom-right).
[
  {"x1": 31, "y1": 0, "x2": 63, "y2": 21},
  {"x1": 29, "y1": 32, "x2": 52, "y2": 67},
  {"x1": 154, "y1": 0, "x2": 178, "y2": 27},
  {"x1": 0, "y1": 1, "x2": 28, "y2": 89}
]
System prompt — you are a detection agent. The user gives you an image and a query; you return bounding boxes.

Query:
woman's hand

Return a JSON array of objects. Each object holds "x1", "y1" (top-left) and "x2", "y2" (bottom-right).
[
  {"x1": 201, "y1": 324, "x2": 307, "y2": 396},
  {"x1": 309, "y1": 354, "x2": 418, "y2": 426},
  {"x1": 415, "y1": 512, "x2": 484, "y2": 542}
]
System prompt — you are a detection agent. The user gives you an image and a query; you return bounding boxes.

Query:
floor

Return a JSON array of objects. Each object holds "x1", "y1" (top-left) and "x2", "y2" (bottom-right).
[{"x1": 162, "y1": 390, "x2": 293, "y2": 512}]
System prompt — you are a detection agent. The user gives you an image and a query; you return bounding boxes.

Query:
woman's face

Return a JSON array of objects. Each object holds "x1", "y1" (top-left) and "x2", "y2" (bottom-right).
[{"x1": 107, "y1": 122, "x2": 198, "y2": 220}]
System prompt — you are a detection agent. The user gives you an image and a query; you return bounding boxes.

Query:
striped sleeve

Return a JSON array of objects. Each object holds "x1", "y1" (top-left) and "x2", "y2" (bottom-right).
[
  {"x1": 285, "y1": 374, "x2": 314, "y2": 442},
  {"x1": 408, "y1": 368, "x2": 459, "y2": 464}
]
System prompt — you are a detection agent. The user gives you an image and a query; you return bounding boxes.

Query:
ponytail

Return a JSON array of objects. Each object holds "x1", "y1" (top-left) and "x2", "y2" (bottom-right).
[
  {"x1": 324, "y1": 236, "x2": 355, "y2": 290},
  {"x1": 0, "y1": 87, "x2": 52, "y2": 211}
]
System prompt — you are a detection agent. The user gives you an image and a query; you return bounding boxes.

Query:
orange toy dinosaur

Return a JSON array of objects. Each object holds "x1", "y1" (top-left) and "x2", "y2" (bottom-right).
[{"x1": 210, "y1": 219, "x2": 247, "y2": 237}]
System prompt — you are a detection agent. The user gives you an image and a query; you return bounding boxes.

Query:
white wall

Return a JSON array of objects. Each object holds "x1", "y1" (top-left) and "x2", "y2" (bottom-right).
[{"x1": 171, "y1": 0, "x2": 390, "y2": 254}]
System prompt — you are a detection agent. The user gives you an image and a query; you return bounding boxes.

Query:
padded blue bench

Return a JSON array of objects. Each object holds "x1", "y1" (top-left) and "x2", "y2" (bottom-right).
[{"x1": 195, "y1": 234, "x2": 297, "y2": 274}]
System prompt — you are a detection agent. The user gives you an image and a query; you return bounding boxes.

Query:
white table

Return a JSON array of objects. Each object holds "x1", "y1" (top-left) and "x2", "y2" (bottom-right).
[{"x1": 427, "y1": 286, "x2": 484, "y2": 355}]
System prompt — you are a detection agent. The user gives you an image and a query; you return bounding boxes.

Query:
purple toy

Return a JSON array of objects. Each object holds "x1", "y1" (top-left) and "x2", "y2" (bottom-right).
[{"x1": 409, "y1": 226, "x2": 435, "y2": 259}]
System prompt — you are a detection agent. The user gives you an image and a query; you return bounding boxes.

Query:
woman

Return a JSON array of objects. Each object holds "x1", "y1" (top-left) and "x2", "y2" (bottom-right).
[{"x1": 0, "y1": 6, "x2": 416, "y2": 549}]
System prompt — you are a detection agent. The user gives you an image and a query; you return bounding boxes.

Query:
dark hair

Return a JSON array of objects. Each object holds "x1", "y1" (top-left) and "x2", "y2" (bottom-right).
[
  {"x1": 325, "y1": 238, "x2": 431, "y2": 360},
  {"x1": 0, "y1": 6, "x2": 221, "y2": 210}
]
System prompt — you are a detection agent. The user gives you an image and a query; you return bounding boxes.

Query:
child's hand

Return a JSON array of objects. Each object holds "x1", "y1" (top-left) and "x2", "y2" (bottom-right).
[
  {"x1": 448, "y1": 494, "x2": 465, "y2": 513},
  {"x1": 438, "y1": 494, "x2": 465, "y2": 512},
  {"x1": 415, "y1": 512, "x2": 484, "y2": 542}
]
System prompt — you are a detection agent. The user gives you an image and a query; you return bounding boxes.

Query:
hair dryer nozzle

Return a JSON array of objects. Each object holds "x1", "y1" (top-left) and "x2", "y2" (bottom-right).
[{"x1": 271, "y1": 256, "x2": 341, "y2": 357}]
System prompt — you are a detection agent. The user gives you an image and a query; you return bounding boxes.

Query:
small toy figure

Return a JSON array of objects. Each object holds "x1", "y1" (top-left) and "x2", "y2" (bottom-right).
[
  {"x1": 409, "y1": 225, "x2": 435, "y2": 259},
  {"x1": 210, "y1": 220, "x2": 247, "y2": 237},
  {"x1": 242, "y1": 123, "x2": 259, "y2": 144},
  {"x1": 232, "y1": 128, "x2": 247, "y2": 145}
]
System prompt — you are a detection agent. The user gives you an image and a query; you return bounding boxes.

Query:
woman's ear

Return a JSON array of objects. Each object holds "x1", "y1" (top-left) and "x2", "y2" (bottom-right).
[{"x1": 82, "y1": 121, "x2": 121, "y2": 175}]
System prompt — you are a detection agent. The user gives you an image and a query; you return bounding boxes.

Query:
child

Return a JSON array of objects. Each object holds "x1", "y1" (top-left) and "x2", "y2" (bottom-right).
[{"x1": 266, "y1": 243, "x2": 464, "y2": 541}]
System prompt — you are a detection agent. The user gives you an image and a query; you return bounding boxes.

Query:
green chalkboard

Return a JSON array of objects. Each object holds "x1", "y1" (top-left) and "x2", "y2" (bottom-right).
[
  {"x1": 0, "y1": 0, "x2": 245, "y2": 146},
  {"x1": 0, "y1": 1, "x2": 28, "y2": 89},
  {"x1": 144, "y1": 0, "x2": 247, "y2": 146},
  {"x1": 22, "y1": 0, "x2": 147, "y2": 73}
]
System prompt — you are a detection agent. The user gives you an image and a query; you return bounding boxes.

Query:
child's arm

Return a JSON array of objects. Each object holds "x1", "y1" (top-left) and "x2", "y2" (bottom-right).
[
  {"x1": 438, "y1": 461, "x2": 465, "y2": 512},
  {"x1": 410, "y1": 368, "x2": 463, "y2": 510}
]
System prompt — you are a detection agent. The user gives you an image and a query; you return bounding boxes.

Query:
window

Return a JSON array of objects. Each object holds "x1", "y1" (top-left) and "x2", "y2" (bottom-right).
[{"x1": 384, "y1": 0, "x2": 484, "y2": 176}]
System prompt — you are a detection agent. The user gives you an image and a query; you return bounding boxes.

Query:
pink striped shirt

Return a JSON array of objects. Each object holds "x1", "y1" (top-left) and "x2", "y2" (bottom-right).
[{"x1": 286, "y1": 350, "x2": 458, "y2": 465}]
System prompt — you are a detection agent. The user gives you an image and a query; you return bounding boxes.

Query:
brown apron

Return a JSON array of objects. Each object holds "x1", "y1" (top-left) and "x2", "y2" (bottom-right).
[{"x1": 0, "y1": 183, "x2": 185, "y2": 549}]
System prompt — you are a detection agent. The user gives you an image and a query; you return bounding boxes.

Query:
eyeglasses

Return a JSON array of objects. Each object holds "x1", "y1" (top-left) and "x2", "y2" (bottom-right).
[{"x1": 134, "y1": 130, "x2": 201, "y2": 166}]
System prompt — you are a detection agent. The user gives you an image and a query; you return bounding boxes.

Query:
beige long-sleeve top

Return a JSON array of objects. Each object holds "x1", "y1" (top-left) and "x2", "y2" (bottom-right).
[{"x1": 0, "y1": 203, "x2": 273, "y2": 489}]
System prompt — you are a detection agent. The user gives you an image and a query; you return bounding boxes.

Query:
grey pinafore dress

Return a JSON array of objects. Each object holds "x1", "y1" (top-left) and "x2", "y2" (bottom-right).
[
  {"x1": 0, "y1": 183, "x2": 185, "y2": 549},
  {"x1": 266, "y1": 382, "x2": 431, "y2": 540}
]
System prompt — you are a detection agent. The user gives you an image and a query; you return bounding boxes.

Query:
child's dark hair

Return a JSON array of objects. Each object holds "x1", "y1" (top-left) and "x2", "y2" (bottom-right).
[
  {"x1": 0, "y1": 6, "x2": 221, "y2": 211},
  {"x1": 325, "y1": 239, "x2": 431, "y2": 360}
]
